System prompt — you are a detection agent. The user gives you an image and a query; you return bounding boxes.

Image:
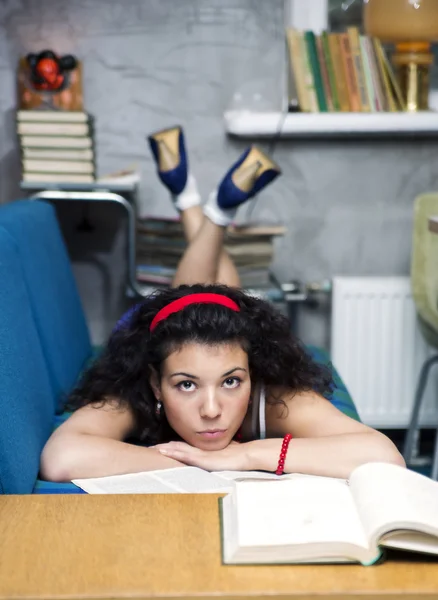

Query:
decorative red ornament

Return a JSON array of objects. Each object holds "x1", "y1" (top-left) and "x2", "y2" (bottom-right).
[
  {"x1": 35, "y1": 58, "x2": 64, "y2": 90},
  {"x1": 26, "y1": 50, "x2": 77, "y2": 93}
]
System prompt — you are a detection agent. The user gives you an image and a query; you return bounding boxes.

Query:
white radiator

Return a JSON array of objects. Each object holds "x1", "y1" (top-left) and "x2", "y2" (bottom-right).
[{"x1": 330, "y1": 276, "x2": 438, "y2": 429}]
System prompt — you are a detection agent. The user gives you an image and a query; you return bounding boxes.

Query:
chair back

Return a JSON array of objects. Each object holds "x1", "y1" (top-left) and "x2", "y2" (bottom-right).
[
  {"x1": 0, "y1": 228, "x2": 54, "y2": 493},
  {"x1": 0, "y1": 200, "x2": 91, "y2": 410},
  {"x1": 411, "y1": 193, "x2": 438, "y2": 348}
]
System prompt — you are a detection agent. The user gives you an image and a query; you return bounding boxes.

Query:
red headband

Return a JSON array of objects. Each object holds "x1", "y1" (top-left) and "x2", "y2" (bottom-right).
[{"x1": 149, "y1": 293, "x2": 240, "y2": 332}]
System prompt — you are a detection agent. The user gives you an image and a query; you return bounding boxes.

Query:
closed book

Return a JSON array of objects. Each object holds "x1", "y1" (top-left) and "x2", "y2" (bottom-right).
[
  {"x1": 359, "y1": 35, "x2": 378, "y2": 112},
  {"x1": 328, "y1": 34, "x2": 350, "y2": 112},
  {"x1": 286, "y1": 28, "x2": 310, "y2": 112},
  {"x1": 339, "y1": 33, "x2": 361, "y2": 112},
  {"x1": 20, "y1": 135, "x2": 93, "y2": 149},
  {"x1": 229, "y1": 224, "x2": 286, "y2": 236},
  {"x1": 305, "y1": 31, "x2": 328, "y2": 112},
  {"x1": 363, "y1": 37, "x2": 386, "y2": 111},
  {"x1": 226, "y1": 242, "x2": 273, "y2": 258},
  {"x1": 17, "y1": 121, "x2": 90, "y2": 136},
  {"x1": 136, "y1": 266, "x2": 270, "y2": 289},
  {"x1": 373, "y1": 38, "x2": 397, "y2": 112},
  {"x1": 221, "y1": 462, "x2": 438, "y2": 565},
  {"x1": 321, "y1": 31, "x2": 340, "y2": 111},
  {"x1": 22, "y1": 147, "x2": 94, "y2": 161},
  {"x1": 137, "y1": 218, "x2": 285, "y2": 238},
  {"x1": 17, "y1": 110, "x2": 89, "y2": 123},
  {"x1": 378, "y1": 41, "x2": 405, "y2": 110},
  {"x1": 316, "y1": 34, "x2": 334, "y2": 111},
  {"x1": 22, "y1": 159, "x2": 94, "y2": 174},
  {"x1": 299, "y1": 31, "x2": 319, "y2": 113},
  {"x1": 347, "y1": 27, "x2": 370, "y2": 112},
  {"x1": 284, "y1": 29, "x2": 300, "y2": 111},
  {"x1": 136, "y1": 272, "x2": 173, "y2": 286},
  {"x1": 22, "y1": 172, "x2": 95, "y2": 184}
]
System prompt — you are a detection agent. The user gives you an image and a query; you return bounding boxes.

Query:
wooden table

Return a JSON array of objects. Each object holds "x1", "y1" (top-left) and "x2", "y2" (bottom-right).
[{"x1": 0, "y1": 494, "x2": 437, "y2": 599}]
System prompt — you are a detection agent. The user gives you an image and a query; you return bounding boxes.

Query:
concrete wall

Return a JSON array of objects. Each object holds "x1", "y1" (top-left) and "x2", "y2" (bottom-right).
[{"x1": 1, "y1": 0, "x2": 437, "y2": 347}]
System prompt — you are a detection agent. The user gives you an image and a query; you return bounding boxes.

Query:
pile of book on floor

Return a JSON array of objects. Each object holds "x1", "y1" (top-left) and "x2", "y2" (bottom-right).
[
  {"x1": 17, "y1": 109, "x2": 95, "y2": 184},
  {"x1": 286, "y1": 26, "x2": 405, "y2": 112},
  {"x1": 136, "y1": 217, "x2": 286, "y2": 288}
]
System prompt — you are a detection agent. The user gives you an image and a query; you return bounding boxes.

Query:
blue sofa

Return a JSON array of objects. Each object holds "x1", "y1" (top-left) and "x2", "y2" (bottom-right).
[{"x1": 0, "y1": 199, "x2": 360, "y2": 495}]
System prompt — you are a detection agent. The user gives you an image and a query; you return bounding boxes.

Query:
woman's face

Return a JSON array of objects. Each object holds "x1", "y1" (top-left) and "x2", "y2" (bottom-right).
[{"x1": 152, "y1": 341, "x2": 251, "y2": 450}]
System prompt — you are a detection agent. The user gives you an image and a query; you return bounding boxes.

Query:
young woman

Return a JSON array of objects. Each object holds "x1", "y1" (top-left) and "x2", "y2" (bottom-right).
[{"x1": 40, "y1": 126, "x2": 404, "y2": 483}]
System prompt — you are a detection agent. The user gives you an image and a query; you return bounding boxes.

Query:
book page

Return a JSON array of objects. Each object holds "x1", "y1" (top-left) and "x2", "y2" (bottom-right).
[
  {"x1": 217, "y1": 470, "x2": 286, "y2": 482},
  {"x1": 72, "y1": 467, "x2": 235, "y2": 494},
  {"x1": 234, "y1": 477, "x2": 369, "y2": 553},
  {"x1": 73, "y1": 468, "x2": 349, "y2": 495},
  {"x1": 349, "y1": 462, "x2": 438, "y2": 553},
  {"x1": 218, "y1": 471, "x2": 346, "y2": 484}
]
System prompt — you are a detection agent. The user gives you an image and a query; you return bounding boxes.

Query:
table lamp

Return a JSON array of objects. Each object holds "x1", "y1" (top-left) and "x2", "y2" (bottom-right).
[{"x1": 363, "y1": 0, "x2": 438, "y2": 111}]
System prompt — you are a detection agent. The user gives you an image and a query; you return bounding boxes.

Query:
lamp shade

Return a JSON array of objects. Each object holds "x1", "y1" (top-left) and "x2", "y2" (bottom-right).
[{"x1": 363, "y1": 0, "x2": 438, "y2": 43}]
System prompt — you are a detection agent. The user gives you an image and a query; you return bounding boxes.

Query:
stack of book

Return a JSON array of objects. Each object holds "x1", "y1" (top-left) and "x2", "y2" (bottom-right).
[
  {"x1": 17, "y1": 109, "x2": 95, "y2": 184},
  {"x1": 286, "y1": 26, "x2": 405, "y2": 113},
  {"x1": 136, "y1": 217, "x2": 285, "y2": 288}
]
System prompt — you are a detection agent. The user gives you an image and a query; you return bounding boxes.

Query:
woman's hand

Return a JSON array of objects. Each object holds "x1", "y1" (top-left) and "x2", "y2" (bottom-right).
[{"x1": 151, "y1": 440, "x2": 249, "y2": 471}]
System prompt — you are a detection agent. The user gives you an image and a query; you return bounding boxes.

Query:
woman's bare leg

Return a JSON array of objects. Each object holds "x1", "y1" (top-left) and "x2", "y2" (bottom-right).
[
  {"x1": 176, "y1": 205, "x2": 241, "y2": 287},
  {"x1": 148, "y1": 127, "x2": 280, "y2": 290}
]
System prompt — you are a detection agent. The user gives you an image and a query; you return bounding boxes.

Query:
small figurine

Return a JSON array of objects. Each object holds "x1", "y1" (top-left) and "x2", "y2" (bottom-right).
[{"x1": 26, "y1": 50, "x2": 77, "y2": 92}]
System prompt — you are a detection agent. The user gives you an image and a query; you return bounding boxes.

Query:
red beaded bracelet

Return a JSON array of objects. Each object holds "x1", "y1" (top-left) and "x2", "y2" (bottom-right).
[{"x1": 275, "y1": 433, "x2": 292, "y2": 475}]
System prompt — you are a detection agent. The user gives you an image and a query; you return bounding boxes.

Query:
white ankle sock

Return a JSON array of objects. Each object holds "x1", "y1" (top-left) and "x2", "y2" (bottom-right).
[
  {"x1": 173, "y1": 173, "x2": 201, "y2": 212},
  {"x1": 203, "y1": 190, "x2": 236, "y2": 227}
]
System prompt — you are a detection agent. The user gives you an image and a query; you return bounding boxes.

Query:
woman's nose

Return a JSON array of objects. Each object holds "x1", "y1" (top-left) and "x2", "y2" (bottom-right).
[{"x1": 200, "y1": 389, "x2": 222, "y2": 419}]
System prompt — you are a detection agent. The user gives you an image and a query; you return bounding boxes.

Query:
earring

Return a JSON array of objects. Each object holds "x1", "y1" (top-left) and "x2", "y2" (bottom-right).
[{"x1": 155, "y1": 400, "x2": 162, "y2": 416}]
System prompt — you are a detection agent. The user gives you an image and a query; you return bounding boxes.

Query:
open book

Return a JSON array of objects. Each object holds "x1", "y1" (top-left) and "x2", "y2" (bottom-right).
[
  {"x1": 72, "y1": 467, "x2": 290, "y2": 494},
  {"x1": 220, "y1": 462, "x2": 438, "y2": 566}
]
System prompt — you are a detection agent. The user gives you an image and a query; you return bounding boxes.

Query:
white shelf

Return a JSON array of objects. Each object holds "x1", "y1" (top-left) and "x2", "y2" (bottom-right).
[{"x1": 224, "y1": 110, "x2": 438, "y2": 138}]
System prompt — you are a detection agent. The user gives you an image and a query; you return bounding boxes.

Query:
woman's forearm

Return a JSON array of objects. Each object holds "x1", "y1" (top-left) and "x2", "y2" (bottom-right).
[
  {"x1": 40, "y1": 432, "x2": 184, "y2": 482},
  {"x1": 246, "y1": 432, "x2": 405, "y2": 479}
]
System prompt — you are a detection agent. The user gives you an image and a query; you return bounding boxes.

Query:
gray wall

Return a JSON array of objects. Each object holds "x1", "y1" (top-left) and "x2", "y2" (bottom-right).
[{"x1": 1, "y1": 0, "x2": 438, "y2": 346}]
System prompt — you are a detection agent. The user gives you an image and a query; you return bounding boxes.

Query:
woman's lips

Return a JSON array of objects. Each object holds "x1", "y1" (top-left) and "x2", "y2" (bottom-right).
[{"x1": 197, "y1": 429, "x2": 227, "y2": 439}]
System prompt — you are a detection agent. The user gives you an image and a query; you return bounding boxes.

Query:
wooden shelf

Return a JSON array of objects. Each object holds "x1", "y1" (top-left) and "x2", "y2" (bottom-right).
[{"x1": 224, "y1": 110, "x2": 438, "y2": 138}]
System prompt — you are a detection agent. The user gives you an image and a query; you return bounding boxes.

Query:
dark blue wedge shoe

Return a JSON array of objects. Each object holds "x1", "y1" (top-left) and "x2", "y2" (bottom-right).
[
  {"x1": 217, "y1": 146, "x2": 281, "y2": 210},
  {"x1": 148, "y1": 125, "x2": 188, "y2": 195}
]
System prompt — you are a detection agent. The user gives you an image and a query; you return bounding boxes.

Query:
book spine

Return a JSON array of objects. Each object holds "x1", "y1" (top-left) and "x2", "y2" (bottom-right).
[
  {"x1": 22, "y1": 148, "x2": 94, "y2": 161},
  {"x1": 373, "y1": 38, "x2": 397, "y2": 112},
  {"x1": 286, "y1": 28, "x2": 310, "y2": 112},
  {"x1": 316, "y1": 34, "x2": 334, "y2": 112},
  {"x1": 22, "y1": 173, "x2": 94, "y2": 183},
  {"x1": 379, "y1": 42, "x2": 406, "y2": 110},
  {"x1": 359, "y1": 35, "x2": 377, "y2": 112},
  {"x1": 328, "y1": 34, "x2": 350, "y2": 112},
  {"x1": 321, "y1": 31, "x2": 340, "y2": 112},
  {"x1": 20, "y1": 135, "x2": 93, "y2": 148},
  {"x1": 347, "y1": 27, "x2": 370, "y2": 112},
  {"x1": 364, "y1": 37, "x2": 386, "y2": 111},
  {"x1": 17, "y1": 122, "x2": 90, "y2": 136},
  {"x1": 339, "y1": 33, "x2": 361, "y2": 112},
  {"x1": 299, "y1": 31, "x2": 319, "y2": 113},
  {"x1": 305, "y1": 31, "x2": 328, "y2": 112},
  {"x1": 16, "y1": 110, "x2": 88, "y2": 123},
  {"x1": 22, "y1": 159, "x2": 95, "y2": 174}
]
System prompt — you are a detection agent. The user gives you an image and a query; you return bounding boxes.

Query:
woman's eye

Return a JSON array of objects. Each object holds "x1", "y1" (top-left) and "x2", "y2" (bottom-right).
[
  {"x1": 177, "y1": 380, "x2": 196, "y2": 392},
  {"x1": 223, "y1": 377, "x2": 241, "y2": 389}
]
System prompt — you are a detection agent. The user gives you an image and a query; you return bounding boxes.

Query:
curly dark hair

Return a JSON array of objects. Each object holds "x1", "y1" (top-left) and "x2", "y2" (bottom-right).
[{"x1": 68, "y1": 283, "x2": 333, "y2": 445}]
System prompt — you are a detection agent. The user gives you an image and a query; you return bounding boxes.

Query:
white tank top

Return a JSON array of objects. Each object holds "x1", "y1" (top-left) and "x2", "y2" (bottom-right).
[{"x1": 251, "y1": 384, "x2": 266, "y2": 440}]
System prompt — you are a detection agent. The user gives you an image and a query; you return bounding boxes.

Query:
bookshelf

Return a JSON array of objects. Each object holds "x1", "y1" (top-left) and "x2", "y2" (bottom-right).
[
  {"x1": 224, "y1": 110, "x2": 438, "y2": 138},
  {"x1": 224, "y1": 1, "x2": 438, "y2": 140}
]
